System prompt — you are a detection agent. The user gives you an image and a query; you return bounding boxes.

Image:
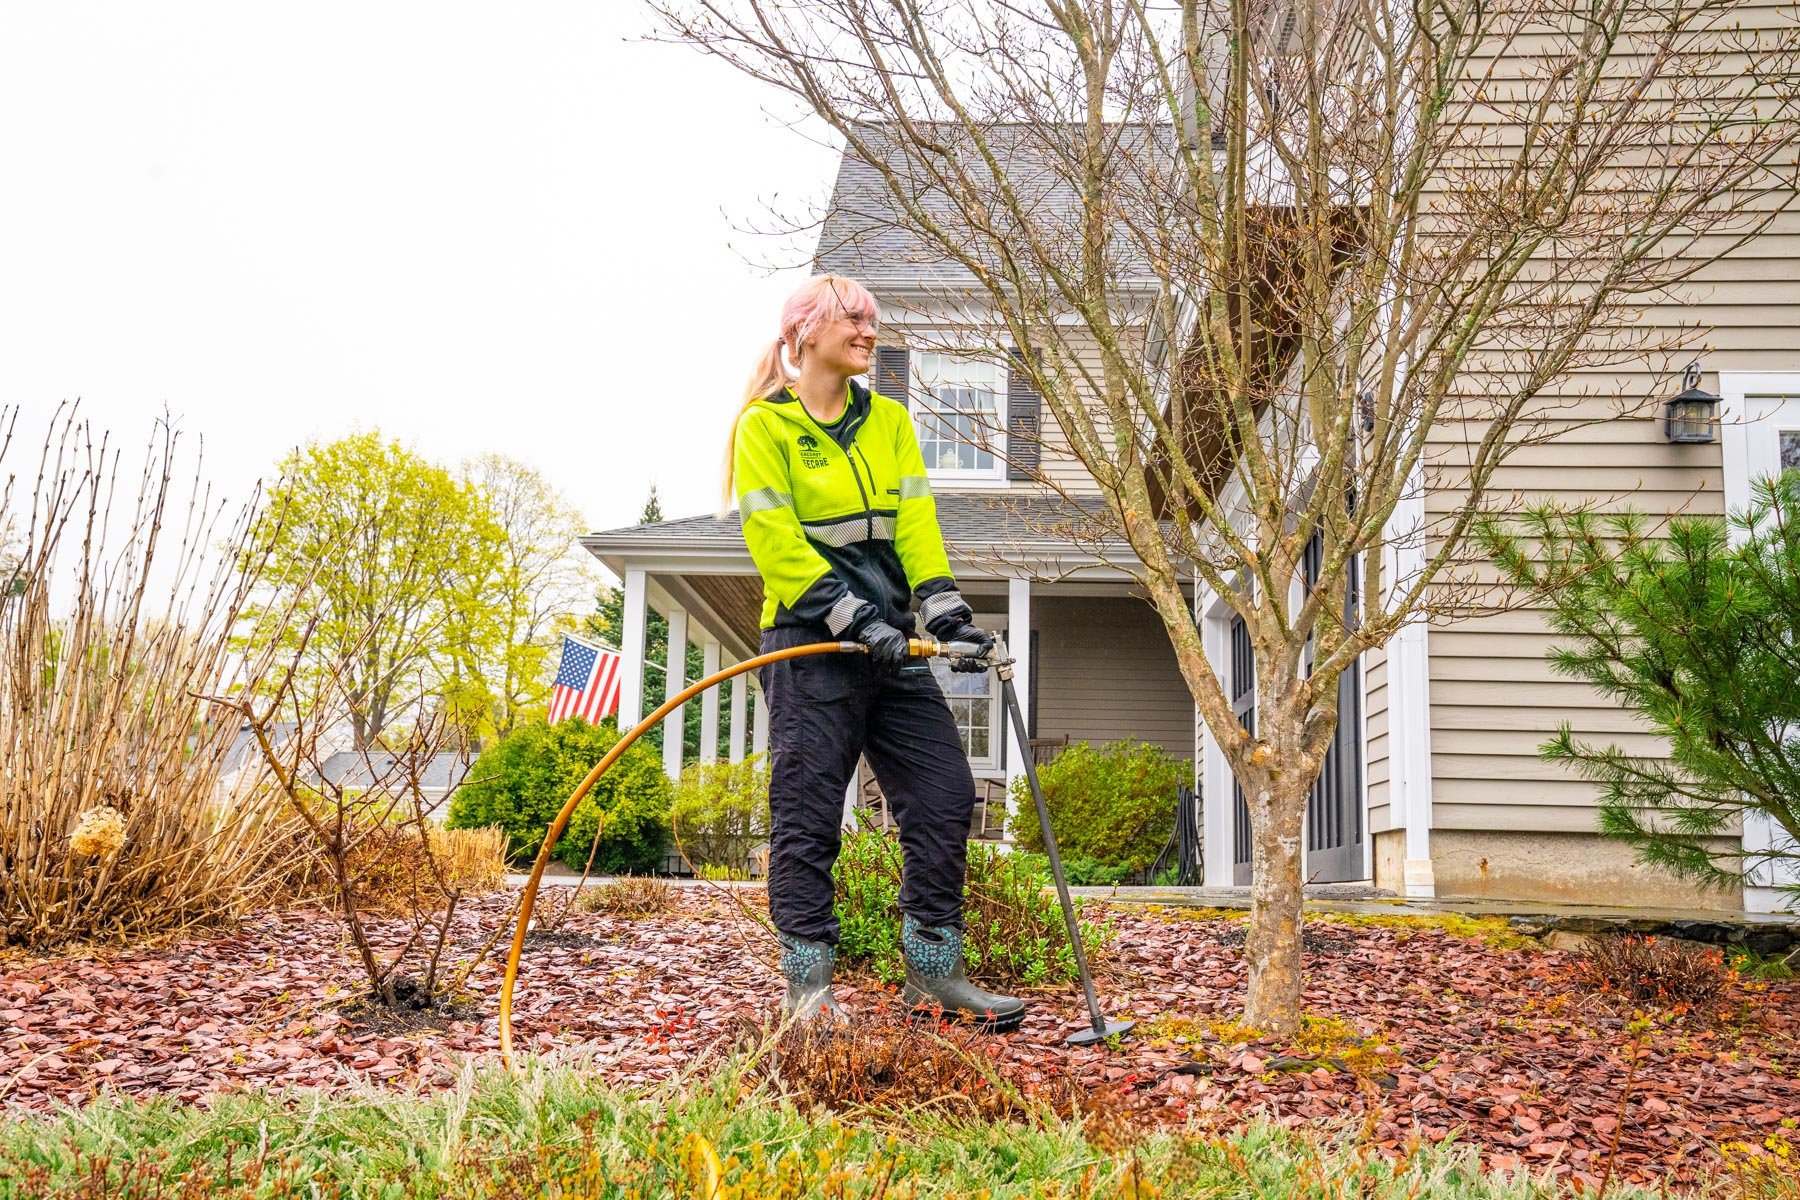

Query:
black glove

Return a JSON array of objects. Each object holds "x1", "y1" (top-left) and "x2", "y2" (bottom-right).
[
  {"x1": 854, "y1": 614, "x2": 911, "y2": 676},
  {"x1": 932, "y1": 618, "x2": 995, "y2": 673}
]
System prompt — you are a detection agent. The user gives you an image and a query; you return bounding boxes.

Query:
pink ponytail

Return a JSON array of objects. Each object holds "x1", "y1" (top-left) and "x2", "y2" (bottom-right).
[{"x1": 721, "y1": 275, "x2": 880, "y2": 509}]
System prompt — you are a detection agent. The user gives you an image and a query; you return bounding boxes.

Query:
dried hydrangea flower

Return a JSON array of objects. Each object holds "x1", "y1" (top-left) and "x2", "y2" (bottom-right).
[{"x1": 69, "y1": 805, "x2": 127, "y2": 857}]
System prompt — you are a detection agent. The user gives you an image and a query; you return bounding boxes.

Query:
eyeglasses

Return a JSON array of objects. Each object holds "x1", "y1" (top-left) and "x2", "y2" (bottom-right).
[{"x1": 838, "y1": 312, "x2": 878, "y2": 332}]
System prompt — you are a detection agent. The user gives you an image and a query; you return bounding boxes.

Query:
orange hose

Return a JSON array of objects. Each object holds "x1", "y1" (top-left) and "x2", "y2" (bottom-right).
[{"x1": 498, "y1": 637, "x2": 947, "y2": 1067}]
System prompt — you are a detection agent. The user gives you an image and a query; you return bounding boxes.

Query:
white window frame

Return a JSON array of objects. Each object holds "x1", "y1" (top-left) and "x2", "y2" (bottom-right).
[
  {"x1": 927, "y1": 608, "x2": 1005, "y2": 772},
  {"x1": 912, "y1": 351, "x2": 1008, "y2": 484}
]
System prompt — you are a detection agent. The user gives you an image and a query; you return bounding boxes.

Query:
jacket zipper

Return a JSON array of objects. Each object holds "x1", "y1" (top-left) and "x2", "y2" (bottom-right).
[
  {"x1": 801, "y1": 398, "x2": 875, "y2": 540},
  {"x1": 852, "y1": 446, "x2": 877, "y2": 540}
]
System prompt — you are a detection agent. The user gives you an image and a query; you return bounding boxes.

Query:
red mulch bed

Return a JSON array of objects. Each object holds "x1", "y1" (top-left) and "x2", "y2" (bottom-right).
[{"x1": 2, "y1": 891, "x2": 1794, "y2": 1188}]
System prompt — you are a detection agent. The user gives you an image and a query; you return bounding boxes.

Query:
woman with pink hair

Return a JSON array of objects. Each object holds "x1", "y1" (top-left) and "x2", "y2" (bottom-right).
[{"x1": 729, "y1": 274, "x2": 1025, "y2": 1032}]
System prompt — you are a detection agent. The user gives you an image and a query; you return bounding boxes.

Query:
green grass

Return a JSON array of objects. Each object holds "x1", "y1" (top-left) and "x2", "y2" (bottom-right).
[{"x1": 0, "y1": 1056, "x2": 1665, "y2": 1200}]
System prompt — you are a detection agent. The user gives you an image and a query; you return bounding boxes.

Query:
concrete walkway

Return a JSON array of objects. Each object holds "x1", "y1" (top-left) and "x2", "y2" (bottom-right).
[
  {"x1": 1066, "y1": 884, "x2": 1800, "y2": 952},
  {"x1": 1067, "y1": 883, "x2": 1799, "y2": 926}
]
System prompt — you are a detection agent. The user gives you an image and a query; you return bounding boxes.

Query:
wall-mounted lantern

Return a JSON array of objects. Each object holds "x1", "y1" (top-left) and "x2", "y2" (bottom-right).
[{"x1": 1664, "y1": 362, "x2": 1720, "y2": 444}]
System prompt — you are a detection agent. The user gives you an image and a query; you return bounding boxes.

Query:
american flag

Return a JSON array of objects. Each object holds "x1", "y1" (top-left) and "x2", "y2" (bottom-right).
[{"x1": 546, "y1": 636, "x2": 623, "y2": 725}]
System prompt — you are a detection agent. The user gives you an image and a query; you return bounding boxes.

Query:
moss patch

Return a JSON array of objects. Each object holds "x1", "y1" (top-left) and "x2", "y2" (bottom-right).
[
  {"x1": 1305, "y1": 910, "x2": 1535, "y2": 949},
  {"x1": 1142, "y1": 905, "x2": 1533, "y2": 949},
  {"x1": 1144, "y1": 905, "x2": 1250, "y2": 924}
]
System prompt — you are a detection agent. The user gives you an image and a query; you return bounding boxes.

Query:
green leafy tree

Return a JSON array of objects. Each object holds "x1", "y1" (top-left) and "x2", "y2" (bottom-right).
[
  {"x1": 1006, "y1": 739, "x2": 1192, "y2": 874},
  {"x1": 451, "y1": 455, "x2": 601, "y2": 740},
  {"x1": 1486, "y1": 472, "x2": 1800, "y2": 911},
  {"x1": 446, "y1": 717, "x2": 670, "y2": 873},
  {"x1": 244, "y1": 431, "x2": 507, "y2": 748}
]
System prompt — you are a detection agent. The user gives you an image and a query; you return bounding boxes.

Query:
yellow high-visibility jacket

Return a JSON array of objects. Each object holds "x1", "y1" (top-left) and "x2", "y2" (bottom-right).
[{"x1": 734, "y1": 381, "x2": 970, "y2": 636}]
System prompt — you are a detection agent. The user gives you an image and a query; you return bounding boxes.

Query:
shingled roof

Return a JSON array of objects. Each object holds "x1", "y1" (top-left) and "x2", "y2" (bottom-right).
[
  {"x1": 814, "y1": 122, "x2": 1161, "y2": 291},
  {"x1": 583, "y1": 493, "x2": 1127, "y2": 561}
]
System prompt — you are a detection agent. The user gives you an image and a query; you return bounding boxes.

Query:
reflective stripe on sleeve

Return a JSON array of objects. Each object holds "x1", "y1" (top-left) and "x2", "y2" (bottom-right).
[
  {"x1": 919, "y1": 588, "x2": 970, "y2": 626},
  {"x1": 826, "y1": 593, "x2": 868, "y2": 636},
  {"x1": 898, "y1": 475, "x2": 932, "y2": 499},
  {"x1": 740, "y1": 486, "x2": 795, "y2": 516}
]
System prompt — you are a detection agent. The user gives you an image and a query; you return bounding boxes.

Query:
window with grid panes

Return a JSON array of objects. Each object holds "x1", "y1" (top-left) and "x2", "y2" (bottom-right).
[
  {"x1": 911, "y1": 353, "x2": 1005, "y2": 479},
  {"x1": 927, "y1": 651, "x2": 1000, "y2": 769}
]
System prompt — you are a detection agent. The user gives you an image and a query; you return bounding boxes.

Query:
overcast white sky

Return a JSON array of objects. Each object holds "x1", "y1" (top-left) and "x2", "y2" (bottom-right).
[{"x1": 0, "y1": 3, "x2": 838, "y2": 548}]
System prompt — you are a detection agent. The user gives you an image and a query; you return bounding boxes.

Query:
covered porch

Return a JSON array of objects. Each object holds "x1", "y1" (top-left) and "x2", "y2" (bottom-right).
[{"x1": 580, "y1": 495, "x2": 1195, "y2": 843}]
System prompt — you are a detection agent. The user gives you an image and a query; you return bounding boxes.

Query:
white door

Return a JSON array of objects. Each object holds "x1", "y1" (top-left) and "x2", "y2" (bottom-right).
[{"x1": 1719, "y1": 374, "x2": 1800, "y2": 913}]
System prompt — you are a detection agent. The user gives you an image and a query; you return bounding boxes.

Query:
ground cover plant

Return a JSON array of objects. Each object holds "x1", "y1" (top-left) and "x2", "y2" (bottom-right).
[
  {"x1": 832, "y1": 830, "x2": 1111, "y2": 986},
  {"x1": 574, "y1": 875, "x2": 675, "y2": 918},
  {"x1": 4, "y1": 893, "x2": 1795, "y2": 1187}
]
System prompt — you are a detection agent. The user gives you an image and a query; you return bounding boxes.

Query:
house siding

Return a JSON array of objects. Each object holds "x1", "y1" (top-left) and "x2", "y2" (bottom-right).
[
  {"x1": 1362, "y1": 644, "x2": 1391, "y2": 835},
  {"x1": 877, "y1": 310, "x2": 1113, "y2": 498},
  {"x1": 1418, "y1": 19, "x2": 1800, "y2": 848},
  {"x1": 1031, "y1": 593, "x2": 1193, "y2": 758}
]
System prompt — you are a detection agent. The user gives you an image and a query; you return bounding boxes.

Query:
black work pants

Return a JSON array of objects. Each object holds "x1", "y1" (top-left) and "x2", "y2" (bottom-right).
[{"x1": 758, "y1": 625, "x2": 978, "y2": 945}]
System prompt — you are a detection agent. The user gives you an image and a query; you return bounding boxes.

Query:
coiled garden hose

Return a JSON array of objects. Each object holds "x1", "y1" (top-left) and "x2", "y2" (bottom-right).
[{"x1": 498, "y1": 637, "x2": 966, "y2": 1068}]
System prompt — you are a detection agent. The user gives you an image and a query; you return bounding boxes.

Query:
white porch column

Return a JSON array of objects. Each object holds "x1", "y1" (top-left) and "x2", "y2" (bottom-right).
[
  {"x1": 1004, "y1": 577, "x2": 1032, "y2": 834},
  {"x1": 663, "y1": 606, "x2": 689, "y2": 780},
  {"x1": 728, "y1": 670, "x2": 749, "y2": 763},
  {"x1": 1198, "y1": 584, "x2": 1236, "y2": 887},
  {"x1": 698, "y1": 637, "x2": 722, "y2": 765},
  {"x1": 752, "y1": 685, "x2": 770, "y2": 758},
  {"x1": 617, "y1": 569, "x2": 649, "y2": 729}
]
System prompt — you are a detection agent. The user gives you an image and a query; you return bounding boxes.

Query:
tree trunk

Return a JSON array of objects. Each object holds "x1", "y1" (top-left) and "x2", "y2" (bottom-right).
[{"x1": 1243, "y1": 775, "x2": 1308, "y2": 1037}]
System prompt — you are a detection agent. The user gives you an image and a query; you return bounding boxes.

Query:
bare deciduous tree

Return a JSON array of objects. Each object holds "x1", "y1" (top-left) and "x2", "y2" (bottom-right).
[
  {"x1": 220, "y1": 557, "x2": 512, "y2": 1013},
  {"x1": 651, "y1": 0, "x2": 1800, "y2": 1031}
]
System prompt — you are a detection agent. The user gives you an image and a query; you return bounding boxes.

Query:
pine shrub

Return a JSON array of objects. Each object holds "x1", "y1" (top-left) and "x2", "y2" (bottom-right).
[{"x1": 1485, "y1": 472, "x2": 1800, "y2": 908}]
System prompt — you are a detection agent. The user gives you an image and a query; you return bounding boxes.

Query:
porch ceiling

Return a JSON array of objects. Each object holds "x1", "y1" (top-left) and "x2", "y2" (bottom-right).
[{"x1": 682, "y1": 573, "x2": 764, "y2": 652}]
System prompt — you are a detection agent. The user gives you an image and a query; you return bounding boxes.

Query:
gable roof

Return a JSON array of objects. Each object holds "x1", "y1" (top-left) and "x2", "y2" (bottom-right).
[{"x1": 815, "y1": 122, "x2": 1161, "y2": 292}]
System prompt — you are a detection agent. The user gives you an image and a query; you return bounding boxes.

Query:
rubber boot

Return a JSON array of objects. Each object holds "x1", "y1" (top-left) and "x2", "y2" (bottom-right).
[
  {"x1": 778, "y1": 933, "x2": 847, "y2": 1025},
  {"x1": 900, "y1": 915, "x2": 1026, "y2": 1032}
]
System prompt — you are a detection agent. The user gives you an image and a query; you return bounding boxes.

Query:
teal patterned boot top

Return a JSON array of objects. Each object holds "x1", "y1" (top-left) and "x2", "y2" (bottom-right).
[
  {"x1": 778, "y1": 933, "x2": 845, "y2": 1024},
  {"x1": 899, "y1": 915, "x2": 1026, "y2": 1032},
  {"x1": 899, "y1": 914, "x2": 960, "y2": 977}
]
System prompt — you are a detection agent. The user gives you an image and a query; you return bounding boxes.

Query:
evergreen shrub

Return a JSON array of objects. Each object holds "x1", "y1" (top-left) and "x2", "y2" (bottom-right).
[
  {"x1": 1006, "y1": 739, "x2": 1191, "y2": 873},
  {"x1": 445, "y1": 718, "x2": 670, "y2": 874}
]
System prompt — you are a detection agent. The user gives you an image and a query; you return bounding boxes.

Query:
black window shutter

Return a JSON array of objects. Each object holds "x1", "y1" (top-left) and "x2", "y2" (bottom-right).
[
  {"x1": 1006, "y1": 347, "x2": 1042, "y2": 481},
  {"x1": 874, "y1": 346, "x2": 910, "y2": 407}
]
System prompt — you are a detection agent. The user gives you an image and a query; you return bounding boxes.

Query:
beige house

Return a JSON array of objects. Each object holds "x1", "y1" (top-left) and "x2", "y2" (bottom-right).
[{"x1": 588, "y1": 106, "x2": 1799, "y2": 913}]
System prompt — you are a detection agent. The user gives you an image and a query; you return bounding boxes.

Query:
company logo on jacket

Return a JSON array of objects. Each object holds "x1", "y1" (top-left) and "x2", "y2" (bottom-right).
[{"x1": 795, "y1": 433, "x2": 829, "y2": 469}]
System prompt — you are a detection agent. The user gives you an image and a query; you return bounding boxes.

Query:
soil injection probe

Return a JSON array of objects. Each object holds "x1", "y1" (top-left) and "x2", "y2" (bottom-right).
[
  {"x1": 498, "y1": 637, "x2": 1131, "y2": 1067},
  {"x1": 986, "y1": 636, "x2": 1134, "y2": 1047}
]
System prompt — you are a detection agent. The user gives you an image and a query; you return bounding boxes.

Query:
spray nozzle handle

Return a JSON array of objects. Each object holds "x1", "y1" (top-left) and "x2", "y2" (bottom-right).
[{"x1": 905, "y1": 638, "x2": 1011, "y2": 668}]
